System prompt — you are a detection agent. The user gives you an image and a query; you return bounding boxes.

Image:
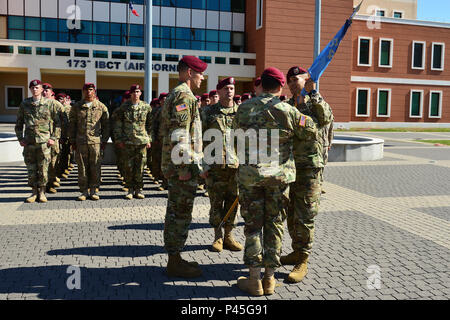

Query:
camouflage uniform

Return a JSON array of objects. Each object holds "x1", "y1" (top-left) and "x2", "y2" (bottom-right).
[
  {"x1": 69, "y1": 99, "x2": 110, "y2": 193},
  {"x1": 201, "y1": 102, "x2": 239, "y2": 229},
  {"x1": 287, "y1": 92, "x2": 332, "y2": 255},
  {"x1": 320, "y1": 116, "x2": 334, "y2": 186},
  {"x1": 47, "y1": 101, "x2": 64, "y2": 187},
  {"x1": 110, "y1": 107, "x2": 125, "y2": 179},
  {"x1": 233, "y1": 93, "x2": 317, "y2": 268},
  {"x1": 15, "y1": 97, "x2": 61, "y2": 188},
  {"x1": 161, "y1": 82, "x2": 203, "y2": 255},
  {"x1": 150, "y1": 104, "x2": 164, "y2": 182},
  {"x1": 57, "y1": 104, "x2": 72, "y2": 176},
  {"x1": 113, "y1": 100, "x2": 152, "y2": 190}
]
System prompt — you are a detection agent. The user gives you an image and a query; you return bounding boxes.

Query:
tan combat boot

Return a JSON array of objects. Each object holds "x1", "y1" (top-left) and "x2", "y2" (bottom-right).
[
  {"x1": 237, "y1": 267, "x2": 264, "y2": 296},
  {"x1": 90, "y1": 188, "x2": 100, "y2": 201},
  {"x1": 125, "y1": 188, "x2": 134, "y2": 200},
  {"x1": 287, "y1": 253, "x2": 309, "y2": 283},
  {"x1": 211, "y1": 227, "x2": 223, "y2": 252},
  {"x1": 223, "y1": 225, "x2": 243, "y2": 251},
  {"x1": 262, "y1": 268, "x2": 276, "y2": 295},
  {"x1": 166, "y1": 253, "x2": 202, "y2": 278},
  {"x1": 25, "y1": 187, "x2": 38, "y2": 203},
  {"x1": 134, "y1": 189, "x2": 145, "y2": 199},
  {"x1": 122, "y1": 186, "x2": 129, "y2": 192},
  {"x1": 77, "y1": 191, "x2": 88, "y2": 201},
  {"x1": 55, "y1": 177, "x2": 60, "y2": 183},
  {"x1": 53, "y1": 181, "x2": 60, "y2": 188},
  {"x1": 280, "y1": 250, "x2": 302, "y2": 266},
  {"x1": 47, "y1": 186, "x2": 57, "y2": 194},
  {"x1": 38, "y1": 187, "x2": 47, "y2": 203},
  {"x1": 61, "y1": 173, "x2": 69, "y2": 179}
]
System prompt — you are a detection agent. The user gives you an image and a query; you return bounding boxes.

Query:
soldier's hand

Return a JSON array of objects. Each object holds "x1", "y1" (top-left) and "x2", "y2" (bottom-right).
[
  {"x1": 19, "y1": 140, "x2": 27, "y2": 147},
  {"x1": 146, "y1": 143, "x2": 151, "y2": 149},
  {"x1": 47, "y1": 139, "x2": 55, "y2": 147},
  {"x1": 305, "y1": 79, "x2": 316, "y2": 93},
  {"x1": 179, "y1": 172, "x2": 192, "y2": 181}
]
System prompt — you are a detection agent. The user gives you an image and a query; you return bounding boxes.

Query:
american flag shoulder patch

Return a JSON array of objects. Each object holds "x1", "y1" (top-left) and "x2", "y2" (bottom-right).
[
  {"x1": 176, "y1": 104, "x2": 188, "y2": 112},
  {"x1": 299, "y1": 115, "x2": 306, "y2": 127}
]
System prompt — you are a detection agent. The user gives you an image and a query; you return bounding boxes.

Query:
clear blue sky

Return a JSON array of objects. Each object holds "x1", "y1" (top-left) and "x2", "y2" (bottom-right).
[{"x1": 417, "y1": 0, "x2": 450, "y2": 23}]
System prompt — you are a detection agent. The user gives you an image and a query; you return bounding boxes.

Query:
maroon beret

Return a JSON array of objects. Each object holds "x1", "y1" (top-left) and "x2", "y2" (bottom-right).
[
  {"x1": 242, "y1": 93, "x2": 251, "y2": 100},
  {"x1": 201, "y1": 93, "x2": 210, "y2": 101},
  {"x1": 42, "y1": 83, "x2": 53, "y2": 90},
  {"x1": 123, "y1": 90, "x2": 131, "y2": 99},
  {"x1": 262, "y1": 67, "x2": 286, "y2": 87},
  {"x1": 208, "y1": 90, "x2": 218, "y2": 97},
  {"x1": 55, "y1": 93, "x2": 66, "y2": 100},
  {"x1": 216, "y1": 77, "x2": 236, "y2": 90},
  {"x1": 195, "y1": 95, "x2": 201, "y2": 101},
  {"x1": 130, "y1": 84, "x2": 141, "y2": 92},
  {"x1": 150, "y1": 98, "x2": 160, "y2": 106},
  {"x1": 29, "y1": 79, "x2": 42, "y2": 88},
  {"x1": 287, "y1": 66, "x2": 308, "y2": 80},
  {"x1": 158, "y1": 92, "x2": 168, "y2": 100},
  {"x1": 83, "y1": 83, "x2": 96, "y2": 90},
  {"x1": 254, "y1": 77, "x2": 261, "y2": 87},
  {"x1": 180, "y1": 55, "x2": 208, "y2": 73},
  {"x1": 233, "y1": 95, "x2": 241, "y2": 101}
]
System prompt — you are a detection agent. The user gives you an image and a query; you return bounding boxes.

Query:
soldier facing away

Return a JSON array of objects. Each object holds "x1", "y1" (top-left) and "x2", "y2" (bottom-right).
[
  {"x1": 55, "y1": 93, "x2": 73, "y2": 180},
  {"x1": 69, "y1": 83, "x2": 110, "y2": 201},
  {"x1": 232, "y1": 67, "x2": 319, "y2": 296},
  {"x1": 283, "y1": 66, "x2": 333, "y2": 283},
  {"x1": 160, "y1": 55, "x2": 207, "y2": 278},
  {"x1": 201, "y1": 77, "x2": 243, "y2": 253},
  {"x1": 113, "y1": 84, "x2": 152, "y2": 200},
  {"x1": 15, "y1": 80, "x2": 61, "y2": 203}
]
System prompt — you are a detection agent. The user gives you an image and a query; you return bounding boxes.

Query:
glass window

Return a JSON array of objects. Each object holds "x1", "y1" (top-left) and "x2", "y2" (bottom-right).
[
  {"x1": 176, "y1": 40, "x2": 190, "y2": 49},
  {"x1": 359, "y1": 38, "x2": 371, "y2": 65},
  {"x1": 192, "y1": 0, "x2": 207, "y2": 10},
  {"x1": 25, "y1": 31, "x2": 40, "y2": 41},
  {"x1": 75, "y1": 34, "x2": 92, "y2": 44},
  {"x1": 207, "y1": 0, "x2": 219, "y2": 10},
  {"x1": 176, "y1": 27, "x2": 191, "y2": 40},
  {"x1": 55, "y1": 48, "x2": 71, "y2": 56},
  {"x1": 93, "y1": 50, "x2": 108, "y2": 58},
  {"x1": 219, "y1": 43, "x2": 231, "y2": 52},
  {"x1": 112, "y1": 51, "x2": 127, "y2": 59},
  {"x1": 432, "y1": 44, "x2": 444, "y2": 70},
  {"x1": 220, "y1": 0, "x2": 231, "y2": 11},
  {"x1": 376, "y1": 10, "x2": 385, "y2": 17},
  {"x1": 231, "y1": 0, "x2": 245, "y2": 12},
  {"x1": 413, "y1": 42, "x2": 424, "y2": 69},
  {"x1": 42, "y1": 31, "x2": 58, "y2": 42},
  {"x1": 130, "y1": 24, "x2": 144, "y2": 36},
  {"x1": 219, "y1": 31, "x2": 230, "y2": 43},
  {"x1": 129, "y1": 37, "x2": 144, "y2": 47},
  {"x1": 161, "y1": 26, "x2": 175, "y2": 39},
  {"x1": 153, "y1": 53, "x2": 162, "y2": 61},
  {"x1": 59, "y1": 19, "x2": 69, "y2": 33},
  {"x1": 256, "y1": 0, "x2": 263, "y2": 28},
  {"x1": 230, "y1": 58, "x2": 240, "y2": 65},
  {"x1": 25, "y1": 17, "x2": 40, "y2": 30},
  {"x1": 215, "y1": 57, "x2": 226, "y2": 64},
  {"x1": 8, "y1": 16, "x2": 24, "y2": 29},
  {"x1": 191, "y1": 41, "x2": 205, "y2": 51},
  {"x1": 161, "y1": 39, "x2": 174, "y2": 48},
  {"x1": 378, "y1": 90, "x2": 389, "y2": 116},
  {"x1": 6, "y1": 87, "x2": 23, "y2": 109},
  {"x1": 58, "y1": 33, "x2": 69, "y2": 43},
  {"x1": 94, "y1": 35, "x2": 109, "y2": 45},
  {"x1": 93, "y1": 22, "x2": 109, "y2": 35},
  {"x1": 206, "y1": 42, "x2": 218, "y2": 51},
  {"x1": 36, "y1": 47, "x2": 51, "y2": 56},
  {"x1": 199, "y1": 56, "x2": 211, "y2": 63},
  {"x1": 192, "y1": 29, "x2": 205, "y2": 41},
  {"x1": 161, "y1": 0, "x2": 176, "y2": 7},
  {"x1": 80, "y1": 21, "x2": 92, "y2": 34},
  {"x1": 380, "y1": 40, "x2": 391, "y2": 66},
  {"x1": 41, "y1": 18, "x2": 58, "y2": 32},
  {"x1": 131, "y1": 52, "x2": 145, "y2": 60},
  {"x1": 206, "y1": 30, "x2": 218, "y2": 42},
  {"x1": 152, "y1": 38, "x2": 160, "y2": 48},
  {"x1": 153, "y1": 26, "x2": 161, "y2": 38},
  {"x1": 111, "y1": 23, "x2": 125, "y2": 36},
  {"x1": 18, "y1": 46, "x2": 32, "y2": 54},
  {"x1": 8, "y1": 29, "x2": 24, "y2": 40},
  {"x1": 410, "y1": 91, "x2": 422, "y2": 116},
  {"x1": 357, "y1": 89, "x2": 369, "y2": 116},
  {"x1": 153, "y1": 0, "x2": 161, "y2": 5},
  {"x1": 430, "y1": 92, "x2": 440, "y2": 117},
  {"x1": 394, "y1": 11, "x2": 402, "y2": 18},
  {"x1": 166, "y1": 54, "x2": 179, "y2": 62},
  {"x1": 176, "y1": 0, "x2": 191, "y2": 8},
  {"x1": 0, "y1": 45, "x2": 13, "y2": 54},
  {"x1": 74, "y1": 49, "x2": 89, "y2": 57}
]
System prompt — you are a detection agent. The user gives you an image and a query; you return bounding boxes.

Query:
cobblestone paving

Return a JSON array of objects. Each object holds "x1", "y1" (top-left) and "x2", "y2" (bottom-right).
[{"x1": 0, "y1": 133, "x2": 449, "y2": 300}]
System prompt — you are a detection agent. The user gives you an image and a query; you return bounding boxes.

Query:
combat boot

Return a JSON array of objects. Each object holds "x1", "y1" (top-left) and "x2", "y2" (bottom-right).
[
  {"x1": 237, "y1": 267, "x2": 263, "y2": 296},
  {"x1": 211, "y1": 227, "x2": 223, "y2": 252},
  {"x1": 55, "y1": 177, "x2": 60, "y2": 183},
  {"x1": 38, "y1": 187, "x2": 47, "y2": 203},
  {"x1": 46, "y1": 186, "x2": 57, "y2": 194},
  {"x1": 286, "y1": 253, "x2": 309, "y2": 283},
  {"x1": 122, "y1": 186, "x2": 128, "y2": 192},
  {"x1": 61, "y1": 173, "x2": 69, "y2": 179},
  {"x1": 166, "y1": 253, "x2": 202, "y2": 278},
  {"x1": 69, "y1": 163, "x2": 75, "y2": 169},
  {"x1": 90, "y1": 189, "x2": 100, "y2": 201},
  {"x1": 25, "y1": 187, "x2": 38, "y2": 203},
  {"x1": 262, "y1": 268, "x2": 276, "y2": 295},
  {"x1": 280, "y1": 250, "x2": 301, "y2": 266},
  {"x1": 223, "y1": 225, "x2": 243, "y2": 251},
  {"x1": 77, "y1": 191, "x2": 88, "y2": 201},
  {"x1": 134, "y1": 189, "x2": 145, "y2": 199},
  {"x1": 125, "y1": 188, "x2": 134, "y2": 200},
  {"x1": 53, "y1": 181, "x2": 60, "y2": 188},
  {"x1": 64, "y1": 169, "x2": 70, "y2": 175}
]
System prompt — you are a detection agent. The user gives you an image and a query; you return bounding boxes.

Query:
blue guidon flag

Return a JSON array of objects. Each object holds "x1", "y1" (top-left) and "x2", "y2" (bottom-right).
[
  {"x1": 302, "y1": 0, "x2": 364, "y2": 95},
  {"x1": 129, "y1": 1, "x2": 139, "y2": 17}
]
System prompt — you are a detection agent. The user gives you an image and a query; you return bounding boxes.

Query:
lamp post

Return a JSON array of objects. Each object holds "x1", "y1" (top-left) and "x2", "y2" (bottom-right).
[
  {"x1": 144, "y1": 0, "x2": 152, "y2": 102},
  {"x1": 314, "y1": 0, "x2": 321, "y2": 90}
]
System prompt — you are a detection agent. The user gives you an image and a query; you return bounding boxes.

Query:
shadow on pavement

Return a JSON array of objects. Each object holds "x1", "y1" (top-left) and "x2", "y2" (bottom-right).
[{"x1": 108, "y1": 222, "x2": 244, "y2": 232}]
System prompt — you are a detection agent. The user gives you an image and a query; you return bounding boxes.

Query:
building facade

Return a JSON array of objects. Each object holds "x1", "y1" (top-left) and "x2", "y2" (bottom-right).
[{"x1": 0, "y1": 0, "x2": 448, "y2": 127}]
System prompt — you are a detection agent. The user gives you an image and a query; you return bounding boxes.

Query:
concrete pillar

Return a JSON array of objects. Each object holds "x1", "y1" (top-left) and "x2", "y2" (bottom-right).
[
  {"x1": 207, "y1": 72, "x2": 219, "y2": 92},
  {"x1": 27, "y1": 66, "x2": 41, "y2": 97},
  {"x1": 158, "y1": 72, "x2": 169, "y2": 95},
  {"x1": 84, "y1": 65, "x2": 97, "y2": 87}
]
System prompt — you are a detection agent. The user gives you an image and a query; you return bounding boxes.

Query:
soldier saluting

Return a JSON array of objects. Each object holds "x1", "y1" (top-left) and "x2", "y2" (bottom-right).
[{"x1": 15, "y1": 80, "x2": 61, "y2": 203}]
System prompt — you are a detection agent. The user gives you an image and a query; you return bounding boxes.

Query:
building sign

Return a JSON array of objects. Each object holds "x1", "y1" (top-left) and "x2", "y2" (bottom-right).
[{"x1": 66, "y1": 59, "x2": 177, "y2": 72}]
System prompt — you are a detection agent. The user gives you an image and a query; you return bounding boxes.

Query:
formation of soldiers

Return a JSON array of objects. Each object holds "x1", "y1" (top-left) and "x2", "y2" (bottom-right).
[{"x1": 15, "y1": 56, "x2": 334, "y2": 297}]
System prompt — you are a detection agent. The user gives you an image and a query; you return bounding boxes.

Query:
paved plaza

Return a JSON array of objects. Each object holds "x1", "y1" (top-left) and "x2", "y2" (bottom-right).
[{"x1": 0, "y1": 131, "x2": 449, "y2": 300}]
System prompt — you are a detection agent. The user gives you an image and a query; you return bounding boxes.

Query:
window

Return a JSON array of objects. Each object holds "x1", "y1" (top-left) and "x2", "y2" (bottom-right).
[
  {"x1": 410, "y1": 90, "x2": 424, "y2": 118},
  {"x1": 36, "y1": 47, "x2": 51, "y2": 55},
  {"x1": 379, "y1": 38, "x2": 393, "y2": 68},
  {"x1": 429, "y1": 91, "x2": 442, "y2": 118},
  {"x1": 112, "y1": 51, "x2": 127, "y2": 59},
  {"x1": 215, "y1": 57, "x2": 226, "y2": 64},
  {"x1": 356, "y1": 88, "x2": 371, "y2": 117},
  {"x1": 377, "y1": 89, "x2": 391, "y2": 117},
  {"x1": 94, "y1": 50, "x2": 108, "y2": 58},
  {"x1": 358, "y1": 37, "x2": 372, "y2": 66},
  {"x1": 256, "y1": 0, "x2": 263, "y2": 30},
  {"x1": 393, "y1": 11, "x2": 403, "y2": 18},
  {"x1": 130, "y1": 52, "x2": 145, "y2": 60},
  {"x1": 18, "y1": 46, "x2": 32, "y2": 55},
  {"x1": 431, "y1": 42, "x2": 445, "y2": 71},
  {"x1": 230, "y1": 58, "x2": 240, "y2": 65},
  {"x1": 74, "y1": 49, "x2": 89, "y2": 57},
  {"x1": 376, "y1": 10, "x2": 385, "y2": 17},
  {"x1": 0, "y1": 45, "x2": 13, "y2": 54},
  {"x1": 5, "y1": 86, "x2": 24, "y2": 110},
  {"x1": 412, "y1": 41, "x2": 426, "y2": 70},
  {"x1": 55, "y1": 48, "x2": 70, "y2": 56}
]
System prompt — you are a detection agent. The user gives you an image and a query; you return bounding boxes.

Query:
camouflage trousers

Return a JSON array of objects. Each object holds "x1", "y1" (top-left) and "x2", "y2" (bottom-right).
[
  {"x1": 75, "y1": 143, "x2": 101, "y2": 192},
  {"x1": 287, "y1": 168, "x2": 322, "y2": 256},
  {"x1": 23, "y1": 143, "x2": 50, "y2": 188},
  {"x1": 47, "y1": 143, "x2": 60, "y2": 184},
  {"x1": 320, "y1": 148, "x2": 329, "y2": 185},
  {"x1": 123, "y1": 144, "x2": 147, "y2": 189},
  {"x1": 151, "y1": 141, "x2": 163, "y2": 181},
  {"x1": 57, "y1": 141, "x2": 71, "y2": 176},
  {"x1": 238, "y1": 182, "x2": 289, "y2": 269},
  {"x1": 164, "y1": 176, "x2": 198, "y2": 255},
  {"x1": 206, "y1": 167, "x2": 238, "y2": 228},
  {"x1": 114, "y1": 144, "x2": 125, "y2": 177}
]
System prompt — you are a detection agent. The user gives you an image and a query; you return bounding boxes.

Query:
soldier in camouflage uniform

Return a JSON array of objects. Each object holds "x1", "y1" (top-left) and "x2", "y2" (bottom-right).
[
  {"x1": 209, "y1": 90, "x2": 219, "y2": 106},
  {"x1": 15, "y1": 80, "x2": 61, "y2": 203},
  {"x1": 201, "y1": 77, "x2": 242, "y2": 253},
  {"x1": 56, "y1": 93, "x2": 72, "y2": 180},
  {"x1": 320, "y1": 116, "x2": 334, "y2": 193},
  {"x1": 283, "y1": 66, "x2": 333, "y2": 283},
  {"x1": 233, "y1": 67, "x2": 319, "y2": 296},
  {"x1": 253, "y1": 77, "x2": 263, "y2": 97},
  {"x1": 113, "y1": 84, "x2": 152, "y2": 200},
  {"x1": 42, "y1": 83, "x2": 64, "y2": 194},
  {"x1": 161, "y1": 56, "x2": 207, "y2": 278},
  {"x1": 69, "y1": 83, "x2": 110, "y2": 201},
  {"x1": 150, "y1": 93, "x2": 168, "y2": 191}
]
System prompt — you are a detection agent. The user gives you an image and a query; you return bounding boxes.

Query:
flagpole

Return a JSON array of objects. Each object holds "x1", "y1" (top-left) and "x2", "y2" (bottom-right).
[
  {"x1": 127, "y1": 2, "x2": 130, "y2": 46},
  {"x1": 314, "y1": 0, "x2": 321, "y2": 91},
  {"x1": 144, "y1": 0, "x2": 153, "y2": 102}
]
